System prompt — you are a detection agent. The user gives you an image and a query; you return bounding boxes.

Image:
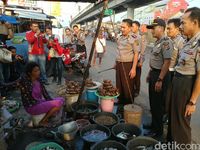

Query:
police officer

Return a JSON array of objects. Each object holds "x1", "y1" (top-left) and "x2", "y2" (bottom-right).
[
  {"x1": 146, "y1": 19, "x2": 173, "y2": 138},
  {"x1": 165, "y1": 18, "x2": 185, "y2": 113},
  {"x1": 115, "y1": 19, "x2": 139, "y2": 106},
  {"x1": 132, "y1": 21, "x2": 147, "y2": 97},
  {"x1": 168, "y1": 7, "x2": 200, "y2": 144}
]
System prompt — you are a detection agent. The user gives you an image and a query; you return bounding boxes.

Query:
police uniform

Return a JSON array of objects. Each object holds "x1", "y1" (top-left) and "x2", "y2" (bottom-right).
[
  {"x1": 168, "y1": 32, "x2": 200, "y2": 144},
  {"x1": 149, "y1": 36, "x2": 173, "y2": 136},
  {"x1": 134, "y1": 31, "x2": 146, "y2": 95},
  {"x1": 169, "y1": 34, "x2": 185, "y2": 71},
  {"x1": 116, "y1": 32, "x2": 139, "y2": 105},
  {"x1": 165, "y1": 34, "x2": 185, "y2": 113}
]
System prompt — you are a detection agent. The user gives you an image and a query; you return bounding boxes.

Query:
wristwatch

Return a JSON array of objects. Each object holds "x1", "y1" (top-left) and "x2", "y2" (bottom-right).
[
  {"x1": 157, "y1": 78, "x2": 163, "y2": 82},
  {"x1": 188, "y1": 101, "x2": 196, "y2": 106}
]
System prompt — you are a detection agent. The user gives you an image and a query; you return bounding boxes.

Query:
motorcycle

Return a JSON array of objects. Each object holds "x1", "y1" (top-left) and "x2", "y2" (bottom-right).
[{"x1": 61, "y1": 44, "x2": 86, "y2": 75}]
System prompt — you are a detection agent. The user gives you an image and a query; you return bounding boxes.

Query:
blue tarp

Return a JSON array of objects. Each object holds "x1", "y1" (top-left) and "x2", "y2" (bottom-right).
[{"x1": 0, "y1": 15, "x2": 19, "y2": 25}]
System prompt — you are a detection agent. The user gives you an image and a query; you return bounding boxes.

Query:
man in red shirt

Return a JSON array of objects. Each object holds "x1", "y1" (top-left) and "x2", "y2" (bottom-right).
[{"x1": 26, "y1": 22, "x2": 49, "y2": 85}]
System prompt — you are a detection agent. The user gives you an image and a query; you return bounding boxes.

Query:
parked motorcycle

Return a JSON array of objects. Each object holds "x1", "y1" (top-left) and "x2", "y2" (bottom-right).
[{"x1": 62, "y1": 44, "x2": 86, "y2": 75}]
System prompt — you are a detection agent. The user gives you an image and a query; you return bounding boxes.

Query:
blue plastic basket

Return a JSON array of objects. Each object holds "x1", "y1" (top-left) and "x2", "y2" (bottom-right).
[{"x1": 28, "y1": 142, "x2": 64, "y2": 150}]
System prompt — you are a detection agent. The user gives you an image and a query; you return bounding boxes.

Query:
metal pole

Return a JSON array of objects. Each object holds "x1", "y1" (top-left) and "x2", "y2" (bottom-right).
[
  {"x1": 2, "y1": 0, "x2": 7, "y2": 15},
  {"x1": 77, "y1": 0, "x2": 108, "y2": 103}
]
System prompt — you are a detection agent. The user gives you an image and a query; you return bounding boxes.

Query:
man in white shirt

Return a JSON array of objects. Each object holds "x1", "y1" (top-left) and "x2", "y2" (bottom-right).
[{"x1": 93, "y1": 31, "x2": 106, "y2": 65}]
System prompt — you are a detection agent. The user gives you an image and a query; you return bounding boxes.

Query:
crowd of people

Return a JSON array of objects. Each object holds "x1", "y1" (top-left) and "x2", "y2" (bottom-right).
[
  {"x1": 0, "y1": 21, "x2": 88, "y2": 126},
  {"x1": 0, "y1": 5, "x2": 200, "y2": 146},
  {"x1": 115, "y1": 7, "x2": 200, "y2": 145}
]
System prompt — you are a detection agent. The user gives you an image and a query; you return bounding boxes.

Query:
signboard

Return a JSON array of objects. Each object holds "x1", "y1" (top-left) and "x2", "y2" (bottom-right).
[
  {"x1": 104, "y1": 9, "x2": 113, "y2": 16},
  {"x1": 51, "y1": 2, "x2": 61, "y2": 17}
]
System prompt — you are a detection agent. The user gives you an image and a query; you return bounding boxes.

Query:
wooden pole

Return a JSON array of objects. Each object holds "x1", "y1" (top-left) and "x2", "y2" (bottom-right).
[{"x1": 77, "y1": 0, "x2": 108, "y2": 104}]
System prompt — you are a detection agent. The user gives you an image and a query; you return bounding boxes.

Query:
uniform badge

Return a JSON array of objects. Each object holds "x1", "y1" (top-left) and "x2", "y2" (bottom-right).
[
  {"x1": 162, "y1": 42, "x2": 170, "y2": 50},
  {"x1": 131, "y1": 34, "x2": 137, "y2": 39}
]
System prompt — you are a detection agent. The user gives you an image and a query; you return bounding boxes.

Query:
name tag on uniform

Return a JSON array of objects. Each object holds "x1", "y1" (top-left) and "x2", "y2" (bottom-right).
[
  {"x1": 156, "y1": 44, "x2": 160, "y2": 48},
  {"x1": 191, "y1": 41, "x2": 198, "y2": 49}
]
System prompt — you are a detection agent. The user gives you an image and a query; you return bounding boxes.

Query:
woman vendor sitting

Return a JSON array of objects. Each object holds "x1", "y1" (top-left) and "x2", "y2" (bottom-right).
[{"x1": 2, "y1": 62, "x2": 64, "y2": 127}]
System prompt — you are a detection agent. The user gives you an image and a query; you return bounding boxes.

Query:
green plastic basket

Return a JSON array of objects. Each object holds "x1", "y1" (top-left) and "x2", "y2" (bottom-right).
[
  {"x1": 95, "y1": 91, "x2": 119, "y2": 99},
  {"x1": 29, "y1": 142, "x2": 64, "y2": 150}
]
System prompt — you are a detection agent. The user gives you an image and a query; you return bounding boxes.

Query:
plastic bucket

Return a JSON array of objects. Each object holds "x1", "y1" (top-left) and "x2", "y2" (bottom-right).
[
  {"x1": 100, "y1": 98, "x2": 114, "y2": 112},
  {"x1": 124, "y1": 104, "x2": 143, "y2": 128},
  {"x1": 32, "y1": 113, "x2": 46, "y2": 126},
  {"x1": 86, "y1": 90, "x2": 98, "y2": 102},
  {"x1": 65, "y1": 94, "x2": 79, "y2": 112}
]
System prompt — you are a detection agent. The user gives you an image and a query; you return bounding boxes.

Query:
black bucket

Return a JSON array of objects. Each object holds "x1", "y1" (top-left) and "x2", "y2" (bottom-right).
[
  {"x1": 126, "y1": 136, "x2": 159, "y2": 150},
  {"x1": 93, "y1": 112, "x2": 119, "y2": 128},
  {"x1": 72, "y1": 101, "x2": 99, "y2": 119},
  {"x1": 80, "y1": 124, "x2": 111, "y2": 143},
  {"x1": 91, "y1": 140, "x2": 126, "y2": 150},
  {"x1": 112, "y1": 123, "x2": 141, "y2": 144}
]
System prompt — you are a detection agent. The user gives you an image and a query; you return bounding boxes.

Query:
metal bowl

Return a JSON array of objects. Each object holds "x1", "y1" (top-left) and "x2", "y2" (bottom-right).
[{"x1": 57, "y1": 121, "x2": 78, "y2": 141}]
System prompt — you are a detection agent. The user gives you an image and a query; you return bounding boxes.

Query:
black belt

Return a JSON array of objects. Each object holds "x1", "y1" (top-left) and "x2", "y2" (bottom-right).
[
  {"x1": 151, "y1": 68, "x2": 161, "y2": 72},
  {"x1": 174, "y1": 72, "x2": 195, "y2": 79}
]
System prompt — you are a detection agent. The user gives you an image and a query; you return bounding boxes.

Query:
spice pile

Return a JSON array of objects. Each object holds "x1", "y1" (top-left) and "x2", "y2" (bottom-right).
[
  {"x1": 85, "y1": 78, "x2": 97, "y2": 87},
  {"x1": 66, "y1": 81, "x2": 81, "y2": 94},
  {"x1": 95, "y1": 116, "x2": 117, "y2": 126},
  {"x1": 57, "y1": 81, "x2": 81, "y2": 96},
  {"x1": 98, "y1": 80, "x2": 119, "y2": 97},
  {"x1": 82, "y1": 130, "x2": 108, "y2": 142}
]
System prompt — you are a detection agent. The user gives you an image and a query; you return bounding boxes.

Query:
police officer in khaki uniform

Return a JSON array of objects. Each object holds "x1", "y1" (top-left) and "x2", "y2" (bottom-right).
[
  {"x1": 146, "y1": 19, "x2": 173, "y2": 138},
  {"x1": 132, "y1": 21, "x2": 147, "y2": 97},
  {"x1": 165, "y1": 18, "x2": 185, "y2": 113},
  {"x1": 115, "y1": 19, "x2": 139, "y2": 106},
  {"x1": 168, "y1": 7, "x2": 200, "y2": 144}
]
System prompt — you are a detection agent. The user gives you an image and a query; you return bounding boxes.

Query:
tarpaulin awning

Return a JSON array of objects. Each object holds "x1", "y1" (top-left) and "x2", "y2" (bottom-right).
[
  {"x1": 14, "y1": 10, "x2": 49, "y2": 21},
  {"x1": 0, "y1": 15, "x2": 19, "y2": 24}
]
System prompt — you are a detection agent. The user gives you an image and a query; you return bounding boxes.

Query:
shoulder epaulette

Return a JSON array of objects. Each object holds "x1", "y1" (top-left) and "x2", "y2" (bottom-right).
[
  {"x1": 163, "y1": 37, "x2": 170, "y2": 40},
  {"x1": 131, "y1": 34, "x2": 137, "y2": 38}
]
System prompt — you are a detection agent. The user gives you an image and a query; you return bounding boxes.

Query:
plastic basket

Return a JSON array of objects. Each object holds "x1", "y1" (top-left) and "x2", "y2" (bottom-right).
[{"x1": 29, "y1": 142, "x2": 64, "y2": 150}]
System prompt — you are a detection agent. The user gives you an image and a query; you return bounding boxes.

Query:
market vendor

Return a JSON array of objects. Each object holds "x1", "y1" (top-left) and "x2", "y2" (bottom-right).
[{"x1": 0, "y1": 62, "x2": 64, "y2": 127}]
